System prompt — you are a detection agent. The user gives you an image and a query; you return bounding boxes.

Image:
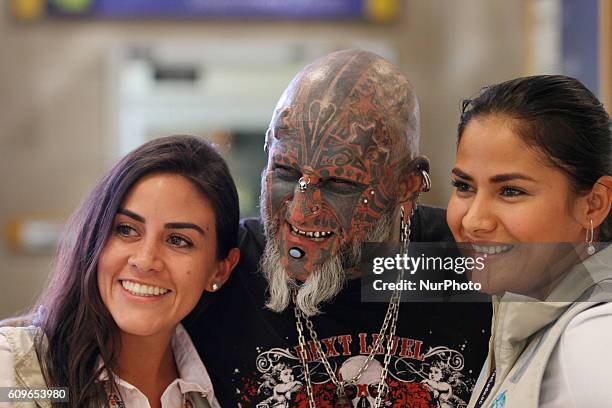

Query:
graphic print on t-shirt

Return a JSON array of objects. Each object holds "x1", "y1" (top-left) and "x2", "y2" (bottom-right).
[{"x1": 236, "y1": 332, "x2": 475, "y2": 408}]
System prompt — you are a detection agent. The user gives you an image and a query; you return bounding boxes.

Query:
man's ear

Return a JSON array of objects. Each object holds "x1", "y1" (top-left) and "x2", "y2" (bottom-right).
[
  {"x1": 582, "y1": 175, "x2": 612, "y2": 233},
  {"x1": 398, "y1": 156, "x2": 430, "y2": 203},
  {"x1": 208, "y1": 248, "x2": 240, "y2": 291}
]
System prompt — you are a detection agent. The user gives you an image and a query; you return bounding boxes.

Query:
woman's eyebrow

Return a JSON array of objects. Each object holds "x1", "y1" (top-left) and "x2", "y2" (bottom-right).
[
  {"x1": 451, "y1": 168, "x2": 472, "y2": 180},
  {"x1": 117, "y1": 208, "x2": 205, "y2": 235},
  {"x1": 118, "y1": 208, "x2": 144, "y2": 222},
  {"x1": 164, "y1": 222, "x2": 205, "y2": 235},
  {"x1": 489, "y1": 173, "x2": 536, "y2": 183},
  {"x1": 451, "y1": 168, "x2": 536, "y2": 183}
]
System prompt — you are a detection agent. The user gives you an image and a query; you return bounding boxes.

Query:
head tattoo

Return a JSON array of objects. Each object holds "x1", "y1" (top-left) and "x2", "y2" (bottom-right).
[{"x1": 261, "y1": 49, "x2": 427, "y2": 315}]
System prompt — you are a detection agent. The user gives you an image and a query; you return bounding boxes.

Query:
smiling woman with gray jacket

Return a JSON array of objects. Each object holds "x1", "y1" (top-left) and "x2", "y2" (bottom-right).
[{"x1": 446, "y1": 75, "x2": 612, "y2": 408}]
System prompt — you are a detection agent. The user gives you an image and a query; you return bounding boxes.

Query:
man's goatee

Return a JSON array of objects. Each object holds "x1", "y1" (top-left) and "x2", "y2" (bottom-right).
[{"x1": 261, "y1": 209, "x2": 394, "y2": 316}]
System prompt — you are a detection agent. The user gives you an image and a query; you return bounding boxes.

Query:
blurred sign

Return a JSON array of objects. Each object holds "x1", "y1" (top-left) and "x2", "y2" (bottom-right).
[
  {"x1": 561, "y1": 0, "x2": 599, "y2": 96},
  {"x1": 12, "y1": 0, "x2": 399, "y2": 22},
  {"x1": 6, "y1": 217, "x2": 64, "y2": 254}
]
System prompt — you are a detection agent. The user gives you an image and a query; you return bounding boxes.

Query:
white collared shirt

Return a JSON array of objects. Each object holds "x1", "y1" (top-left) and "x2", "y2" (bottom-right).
[{"x1": 0, "y1": 324, "x2": 220, "y2": 408}]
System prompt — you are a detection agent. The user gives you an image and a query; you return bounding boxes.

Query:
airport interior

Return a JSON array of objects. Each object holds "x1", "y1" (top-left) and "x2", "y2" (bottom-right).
[{"x1": 1, "y1": 0, "x2": 610, "y2": 319}]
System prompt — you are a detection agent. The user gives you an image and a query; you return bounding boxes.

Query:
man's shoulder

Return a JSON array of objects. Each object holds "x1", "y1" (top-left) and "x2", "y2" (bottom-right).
[
  {"x1": 238, "y1": 218, "x2": 266, "y2": 270},
  {"x1": 240, "y1": 217, "x2": 265, "y2": 246},
  {"x1": 412, "y1": 205, "x2": 454, "y2": 243}
]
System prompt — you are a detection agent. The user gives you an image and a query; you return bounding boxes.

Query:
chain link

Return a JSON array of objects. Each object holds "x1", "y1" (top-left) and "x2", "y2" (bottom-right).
[
  {"x1": 294, "y1": 299, "x2": 316, "y2": 408},
  {"x1": 293, "y1": 213, "x2": 411, "y2": 407},
  {"x1": 294, "y1": 268, "x2": 403, "y2": 408},
  {"x1": 375, "y1": 272, "x2": 403, "y2": 406},
  {"x1": 294, "y1": 295, "x2": 317, "y2": 408}
]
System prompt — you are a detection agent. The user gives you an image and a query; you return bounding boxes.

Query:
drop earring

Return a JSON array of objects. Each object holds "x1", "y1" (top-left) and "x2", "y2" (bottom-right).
[{"x1": 586, "y1": 219, "x2": 595, "y2": 255}]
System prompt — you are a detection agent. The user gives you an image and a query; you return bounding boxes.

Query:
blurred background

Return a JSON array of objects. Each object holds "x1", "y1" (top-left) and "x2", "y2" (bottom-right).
[{"x1": 1, "y1": 0, "x2": 610, "y2": 319}]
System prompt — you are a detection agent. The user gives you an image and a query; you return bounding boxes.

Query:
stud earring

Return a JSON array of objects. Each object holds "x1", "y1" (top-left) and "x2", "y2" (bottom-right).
[
  {"x1": 586, "y1": 219, "x2": 595, "y2": 255},
  {"x1": 212, "y1": 283, "x2": 220, "y2": 291}
]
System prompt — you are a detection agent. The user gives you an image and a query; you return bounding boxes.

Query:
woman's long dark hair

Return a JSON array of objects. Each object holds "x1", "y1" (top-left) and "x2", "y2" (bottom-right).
[
  {"x1": 33, "y1": 135, "x2": 239, "y2": 407},
  {"x1": 458, "y1": 75, "x2": 612, "y2": 240}
]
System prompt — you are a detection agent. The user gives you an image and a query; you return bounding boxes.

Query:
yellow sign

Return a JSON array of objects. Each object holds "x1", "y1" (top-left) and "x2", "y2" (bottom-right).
[
  {"x1": 10, "y1": 0, "x2": 44, "y2": 21},
  {"x1": 365, "y1": 0, "x2": 399, "y2": 23}
]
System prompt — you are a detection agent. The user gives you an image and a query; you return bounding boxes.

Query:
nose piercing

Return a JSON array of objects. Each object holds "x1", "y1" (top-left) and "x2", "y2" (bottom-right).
[{"x1": 298, "y1": 176, "x2": 310, "y2": 192}]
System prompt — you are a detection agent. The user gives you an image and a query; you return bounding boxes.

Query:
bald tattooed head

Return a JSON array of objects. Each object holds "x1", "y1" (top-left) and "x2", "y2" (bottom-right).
[{"x1": 261, "y1": 49, "x2": 426, "y2": 316}]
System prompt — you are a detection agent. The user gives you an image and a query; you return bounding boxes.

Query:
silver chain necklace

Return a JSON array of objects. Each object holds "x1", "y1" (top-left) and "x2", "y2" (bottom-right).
[
  {"x1": 293, "y1": 202, "x2": 416, "y2": 407},
  {"x1": 294, "y1": 270, "x2": 404, "y2": 407}
]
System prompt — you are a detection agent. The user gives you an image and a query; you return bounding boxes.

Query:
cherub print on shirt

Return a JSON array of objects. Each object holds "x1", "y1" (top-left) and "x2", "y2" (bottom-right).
[{"x1": 238, "y1": 331, "x2": 476, "y2": 408}]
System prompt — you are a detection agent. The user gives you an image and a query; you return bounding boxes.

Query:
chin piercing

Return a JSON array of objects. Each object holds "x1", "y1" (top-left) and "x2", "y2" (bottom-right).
[
  {"x1": 289, "y1": 247, "x2": 305, "y2": 259},
  {"x1": 298, "y1": 176, "x2": 310, "y2": 193}
]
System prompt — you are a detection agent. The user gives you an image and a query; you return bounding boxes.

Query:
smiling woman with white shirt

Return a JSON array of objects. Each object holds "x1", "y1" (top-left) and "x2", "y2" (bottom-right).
[
  {"x1": 0, "y1": 136, "x2": 240, "y2": 408},
  {"x1": 446, "y1": 76, "x2": 612, "y2": 408}
]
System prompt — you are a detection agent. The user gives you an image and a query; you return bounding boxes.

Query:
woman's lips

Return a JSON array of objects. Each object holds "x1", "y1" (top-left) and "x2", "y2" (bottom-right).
[
  {"x1": 457, "y1": 242, "x2": 516, "y2": 262},
  {"x1": 118, "y1": 279, "x2": 172, "y2": 300},
  {"x1": 471, "y1": 243, "x2": 514, "y2": 256}
]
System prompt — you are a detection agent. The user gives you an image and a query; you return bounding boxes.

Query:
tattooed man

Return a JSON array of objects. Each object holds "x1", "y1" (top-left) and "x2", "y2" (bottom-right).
[{"x1": 185, "y1": 50, "x2": 491, "y2": 408}]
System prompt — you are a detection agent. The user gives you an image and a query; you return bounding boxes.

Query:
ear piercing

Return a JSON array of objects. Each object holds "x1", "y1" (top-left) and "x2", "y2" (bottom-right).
[
  {"x1": 212, "y1": 283, "x2": 220, "y2": 291},
  {"x1": 421, "y1": 170, "x2": 431, "y2": 192},
  {"x1": 586, "y1": 219, "x2": 595, "y2": 255}
]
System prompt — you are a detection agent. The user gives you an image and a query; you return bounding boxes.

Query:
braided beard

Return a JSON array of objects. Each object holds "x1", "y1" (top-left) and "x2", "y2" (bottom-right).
[{"x1": 261, "y1": 205, "x2": 395, "y2": 316}]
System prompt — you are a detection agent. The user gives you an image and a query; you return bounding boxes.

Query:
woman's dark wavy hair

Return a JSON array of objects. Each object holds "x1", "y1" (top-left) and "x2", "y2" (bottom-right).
[
  {"x1": 458, "y1": 75, "x2": 612, "y2": 241},
  {"x1": 32, "y1": 135, "x2": 239, "y2": 407}
]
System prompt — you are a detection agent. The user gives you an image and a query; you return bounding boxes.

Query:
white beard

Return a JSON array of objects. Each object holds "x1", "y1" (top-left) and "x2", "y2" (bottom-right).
[{"x1": 261, "y1": 209, "x2": 395, "y2": 316}]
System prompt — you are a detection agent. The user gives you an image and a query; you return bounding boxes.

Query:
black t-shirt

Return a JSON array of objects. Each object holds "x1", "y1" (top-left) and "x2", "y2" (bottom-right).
[{"x1": 184, "y1": 206, "x2": 492, "y2": 407}]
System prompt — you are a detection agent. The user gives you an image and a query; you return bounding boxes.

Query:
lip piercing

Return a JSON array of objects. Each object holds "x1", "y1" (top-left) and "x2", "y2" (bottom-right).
[
  {"x1": 298, "y1": 176, "x2": 310, "y2": 192},
  {"x1": 289, "y1": 247, "x2": 305, "y2": 259}
]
